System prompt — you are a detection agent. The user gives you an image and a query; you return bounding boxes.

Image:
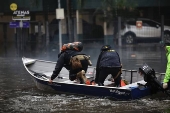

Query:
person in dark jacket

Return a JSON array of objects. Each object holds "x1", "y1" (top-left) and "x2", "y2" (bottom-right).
[
  {"x1": 49, "y1": 42, "x2": 92, "y2": 84},
  {"x1": 95, "y1": 45, "x2": 122, "y2": 86}
]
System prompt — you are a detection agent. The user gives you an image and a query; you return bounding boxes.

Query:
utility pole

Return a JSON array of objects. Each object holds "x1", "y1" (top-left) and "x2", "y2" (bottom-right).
[
  {"x1": 43, "y1": 0, "x2": 49, "y2": 46},
  {"x1": 161, "y1": 15, "x2": 164, "y2": 42},
  {"x1": 118, "y1": 17, "x2": 122, "y2": 46},
  {"x1": 58, "y1": 0, "x2": 62, "y2": 51},
  {"x1": 67, "y1": 0, "x2": 72, "y2": 42}
]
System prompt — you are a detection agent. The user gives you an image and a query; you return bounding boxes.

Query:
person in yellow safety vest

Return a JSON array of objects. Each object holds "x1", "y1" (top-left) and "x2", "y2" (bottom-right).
[{"x1": 163, "y1": 39, "x2": 170, "y2": 90}]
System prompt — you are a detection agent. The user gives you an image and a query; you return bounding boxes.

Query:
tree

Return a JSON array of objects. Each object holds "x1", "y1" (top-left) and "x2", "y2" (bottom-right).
[
  {"x1": 95, "y1": 0, "x2": 139, "y2": 24},
  {"x1": 92, "y1": 0, "x2": 139, "y2": 45},
  {"x1": 30, "y1": 0, "x2": 40, "y2": 7},
  {"x1": 77, "y1": 0, "x2": 86, "y2": 11}
]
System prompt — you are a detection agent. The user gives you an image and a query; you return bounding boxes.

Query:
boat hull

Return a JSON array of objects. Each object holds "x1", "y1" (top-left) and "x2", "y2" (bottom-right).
[
  {"x1": 22, "y1": 57, "x2": 153, "y2": 100},
  {"x1": 31, "y1": 74, "x2": 152, "y2": 100}
]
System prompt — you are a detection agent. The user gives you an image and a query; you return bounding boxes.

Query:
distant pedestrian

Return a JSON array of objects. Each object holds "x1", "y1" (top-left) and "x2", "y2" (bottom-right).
[{"x1": 95, "y1": 45, "x2": 122, "y2": 86}]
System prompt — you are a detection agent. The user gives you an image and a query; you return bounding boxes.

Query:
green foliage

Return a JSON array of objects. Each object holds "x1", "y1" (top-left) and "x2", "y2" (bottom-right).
[
  {"x1": 95, "y1": 0, "x2": 139, "y2": 23},
  {"x1": 77, "y1": 0, "x2": 85, "y2": 9},
  {"x1": 30, "y1": 0, "x2": 40, "y2": 7}
]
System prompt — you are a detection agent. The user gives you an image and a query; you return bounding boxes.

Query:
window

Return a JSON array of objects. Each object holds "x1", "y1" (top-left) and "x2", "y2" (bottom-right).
[
  {"x1": 127, "y1": 20, "x2": 136, "y2": 25},
  {"x1": 142, "y1": 20, "x2": 160, "y2": 27}
]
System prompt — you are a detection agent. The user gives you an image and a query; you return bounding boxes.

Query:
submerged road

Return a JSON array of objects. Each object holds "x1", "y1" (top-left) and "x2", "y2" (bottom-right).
[{"x1": 0, "y1": 42, "x2": 170, "y2": 113}]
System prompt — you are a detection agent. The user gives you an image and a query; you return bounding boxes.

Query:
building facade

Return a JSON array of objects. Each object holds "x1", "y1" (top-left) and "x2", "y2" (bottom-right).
[{"x1": 0, "y1": 0, "x2": 170, "y2": 45}]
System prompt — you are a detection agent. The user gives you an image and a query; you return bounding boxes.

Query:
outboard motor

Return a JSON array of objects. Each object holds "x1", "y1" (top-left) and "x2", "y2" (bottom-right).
[{"x1": 138, "y1": 63, "x2": 169, "y2": 95}]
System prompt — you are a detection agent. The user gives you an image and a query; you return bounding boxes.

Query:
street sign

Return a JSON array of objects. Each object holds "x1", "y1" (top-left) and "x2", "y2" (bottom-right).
[
  {"x1": 10, "y1": 3, "x2": 30, "y2": 20},
  {"x1": 9, "y1": 21, "x2": 19, "y2": 28},
  {"x1": 12, "y1": 10, "x2": 30, "y2": 20},
  {"x1": 136, "y1": 21, "x2": 142, "y2": 29},
  {"x1": 56, "y1": 8, "x2": 64, "y2": 19},
  {"x1": 9, "y1": 21, "x2": 29, "y2": 28},
  {"x1": 12, "y1": 16, "x2": 31, "y2": 20},
  {"x1": 23, "y1": 21, "x2": 29, "y2": 28}
]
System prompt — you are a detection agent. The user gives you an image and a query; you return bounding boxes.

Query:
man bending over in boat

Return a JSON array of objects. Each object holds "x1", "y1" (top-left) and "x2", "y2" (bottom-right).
[
  {"x1": 49, "y1": 42, "x2": 92, "y2": 84},
  {"x1": 95, "y1": 45, "x2": 122, "y2": 86}
]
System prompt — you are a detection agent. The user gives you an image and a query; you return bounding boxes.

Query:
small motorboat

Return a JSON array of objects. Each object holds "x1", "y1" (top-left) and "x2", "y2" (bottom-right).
[{"x1": 22, "y1": 57, "x2": 169, "y2": 100}]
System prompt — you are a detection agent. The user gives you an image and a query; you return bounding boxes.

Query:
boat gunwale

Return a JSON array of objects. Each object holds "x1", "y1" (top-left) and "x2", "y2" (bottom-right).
[{"x1": 22, "y1": 57, "x2": 133, "y2": 91}]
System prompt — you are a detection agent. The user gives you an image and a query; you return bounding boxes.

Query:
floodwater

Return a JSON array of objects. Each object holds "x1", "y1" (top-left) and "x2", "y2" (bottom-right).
[{"x1": 0, "y1": 42, "x2": 170, "y2": 113}]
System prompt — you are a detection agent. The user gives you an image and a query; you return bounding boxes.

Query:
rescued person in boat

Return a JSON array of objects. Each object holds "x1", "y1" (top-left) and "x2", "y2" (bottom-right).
[
  {"x1": 162, "y1": 39, "x2": 170, "y2": 90},
  {"x1": 95, "y1": 45, "x2": 122, "y2": 86},
  {"x1": 49, "y1": 42, "x2": 92, "y2": 84}
]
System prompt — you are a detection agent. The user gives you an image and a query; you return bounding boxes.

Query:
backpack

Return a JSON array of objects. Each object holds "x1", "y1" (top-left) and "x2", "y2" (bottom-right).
[{"x1": 70, "y1": 55, "x2": 83, "y2": 70}]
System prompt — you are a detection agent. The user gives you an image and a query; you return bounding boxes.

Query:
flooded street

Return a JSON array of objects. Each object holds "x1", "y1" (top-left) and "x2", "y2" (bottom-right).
[{"x1": 0, "y1": 42, "x2": 170, "y2": 113}]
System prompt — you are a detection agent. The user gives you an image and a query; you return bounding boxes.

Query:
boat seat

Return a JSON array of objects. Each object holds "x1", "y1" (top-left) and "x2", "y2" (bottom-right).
[
  {"x1": 119, "y1": 80, "x2": 146, "y2": 89},
  {"x1": 38, "y1": 72, "x2": 116, "y2": 86},
  {"x1": 23, "y1": 59, "x2": 36, "y2": 65},
  {"x1": 103, "y1": 81, "x2": 114, "y2": 86},
  {"x1": 43, "y1": 72, "x2": 93, "y2": 78},
  {"x1": 43, "y1": 72, "x2": 53, "y2": 78},
  {"x1": 42, "y1": 72, "x2": 130, "y2": 87}
]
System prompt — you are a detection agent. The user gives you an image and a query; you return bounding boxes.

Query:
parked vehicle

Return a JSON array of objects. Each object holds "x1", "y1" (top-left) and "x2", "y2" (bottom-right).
[{"x1": 121, "y1": 18, "x2": 170, "y2": 44}]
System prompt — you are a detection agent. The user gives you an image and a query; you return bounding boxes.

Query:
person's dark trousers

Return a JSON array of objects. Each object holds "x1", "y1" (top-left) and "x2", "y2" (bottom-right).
[
  {"x1": 98, "y1": 67, "x2": 121, "y2": 86},
  {"x1": 69, "y1": 71, "x2": 85, "y2": 84}
]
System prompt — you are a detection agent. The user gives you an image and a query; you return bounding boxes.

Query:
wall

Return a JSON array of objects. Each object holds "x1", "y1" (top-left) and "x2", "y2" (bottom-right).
[{"x1": 0, "y1": 16, "x2": 15, "y2": 42}]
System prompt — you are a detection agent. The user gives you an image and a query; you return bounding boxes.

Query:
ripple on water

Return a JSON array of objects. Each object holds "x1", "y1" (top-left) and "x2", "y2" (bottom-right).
[{"x1": 4, "y1": 94, "x2": 170, "y2": 113}]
